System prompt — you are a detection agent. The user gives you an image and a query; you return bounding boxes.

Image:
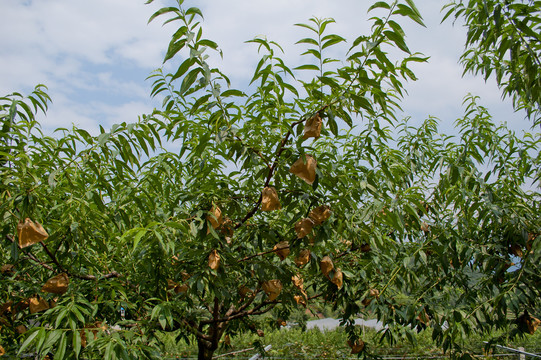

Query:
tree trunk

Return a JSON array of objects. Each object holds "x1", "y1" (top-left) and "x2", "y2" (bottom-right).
[
  {"x1": 197, "y1": 339, "x2": 218, "y2": 360},
  {"x1": 197, "y1": 339, "x2": 216, "y2": 360}
]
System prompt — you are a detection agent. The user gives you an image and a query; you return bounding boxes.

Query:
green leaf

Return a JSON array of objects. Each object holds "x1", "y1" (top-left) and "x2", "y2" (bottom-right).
[
  {"x1": 18, "y1": 329, "x2": 41, "y2": 355},
  {"x1": 296, "y1": 37, "x2": 319, "y2": 46},
  {"x1": 327, "y1": 111, "x2": 339, "y2": 136},
  {"x1": 133, "y1": 228, "x2": 148, "y2": 250},
  {"x1": 185, "y1": 6, "x2": 203, "y2": 19},
  {"x1": 368, "y1": 1, "x2": 391, "y2": 12},
  {"x1": 393, "y1": 4, "x2": 425, "y2": 27},
  {"x1": 55, "y1": 308, "x2": 68, "y2": 328},
  {"x1": 53, "y1": 334, "x2": 67, "y2": 360},
  {"x1": 164, "y1": 39, "x2": 187, "y2": 63},
  {"x1": 180, "y1": 68, "x2": 201, "y2": 95},
  {"x1": 294, "y1": 23, "x2": 318, "y2": 33},
  {"x1": 199, "y1": 39, "x2": 219, "y2": 50},
  {"x1": 104, "y1": 341, "x2": 114, "y2": 360},
  {"x1": 97, "y1": 132, "x2": 110, "y2": 146},
  {"x1": 40, "y1": 330, "x2": 62, "y2": 354},
  {"x1": 294, "y1": 64, "x2": 320, "y2": 71},
  {"x1": 221, "y1": 89, "x2": 245, "y2": 97},
  {"x1": 384, "y1": 30, "x2": 410, "y2": 54},
  {"x1": 321, "y1": 34, "x2": 346, "y2": 49},
  {"x1": 172, "y1": 57, "x2": 197, "y2": 81},
  {"x1": 148, "y1": 7, "x2": 179, "y2": 24}
]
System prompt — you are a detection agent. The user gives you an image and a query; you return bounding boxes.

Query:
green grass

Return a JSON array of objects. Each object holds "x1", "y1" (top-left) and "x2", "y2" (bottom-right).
[{"x1": 157, "y1": 324, "x2": 541, "y2": 359}]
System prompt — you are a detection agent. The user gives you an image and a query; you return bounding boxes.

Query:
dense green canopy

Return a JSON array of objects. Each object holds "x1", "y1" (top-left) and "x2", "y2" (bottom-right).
[{"x1": 1, "y1": 1, "x2": 540, "y2": 359}]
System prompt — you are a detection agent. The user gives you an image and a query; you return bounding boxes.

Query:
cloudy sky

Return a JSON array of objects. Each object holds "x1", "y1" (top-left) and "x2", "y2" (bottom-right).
[{"x1": 0, "y1": 0, "x2": 533, "y2": 136}]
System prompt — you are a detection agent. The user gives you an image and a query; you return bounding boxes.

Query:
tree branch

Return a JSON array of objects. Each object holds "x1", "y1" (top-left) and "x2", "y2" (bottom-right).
[
  {"x1": 236, "y1": 117, "x2": 308, "y2": 228},
  {"x1": 5, "y1": 234, "x2": 121, "y2": 281},
  {"x1": 234, "y1": 135, "x2": 272, "y2": 170},
  {"x1": 181, "y1": 319, "x2": 211, "y2": 342},
  {"x1": 201, "y1": 300, "x2": 277, "y2": 325}
]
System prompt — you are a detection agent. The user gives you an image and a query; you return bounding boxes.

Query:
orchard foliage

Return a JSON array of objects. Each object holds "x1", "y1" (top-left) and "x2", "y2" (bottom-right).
[
  {"x1": 1, "y1": 0, "x2": 540, "y2": 359},
  {"x1": 443, "y1": 0, "x2": 541, "y2": 125}
]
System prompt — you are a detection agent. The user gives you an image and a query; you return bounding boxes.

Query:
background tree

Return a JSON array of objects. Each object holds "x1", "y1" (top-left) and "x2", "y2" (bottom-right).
[
  {"x1": 443, "y1": 0, "x2": 541, "y2": 125},
  {"x1": 1, "y1": 1, "x2": 540, "y2": 359}
]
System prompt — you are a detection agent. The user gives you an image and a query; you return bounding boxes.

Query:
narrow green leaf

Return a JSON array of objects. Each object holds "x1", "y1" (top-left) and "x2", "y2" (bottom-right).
[
  {"x1": 164, "y1": 40, "x2": 186, "y2": 63},
  {"x1": 18, "y1": 329, "x2": 41, "y2": 355},
  {"x1": 180, "y1": 68, "x2": 201, "y2": 95},
  {"x1": 185, "y1": 6, "x2": 203, "y2": 18},
  {"x1": 321, "y1": 34, "x2": 346, "y2": 49},
  {"x1": 294, "y1": 64, "x2": 320, "y2": 71},
  {"x1": 133, "y1": 228, "x2": 148, "y2": 250},
  {"x1": 327, "y1": 111, "x2": 339, "y2": 136},
  {"x1": 199, "y1": 39, "x2": 219, "y2": 49},
  {"x1": 148, "y1": 7, "x2": 179, "y2": 24},
  {"x1": 53, "y1": 334, "x2": 67, "y2": 360},
  {"x1": 296, "y1": 38, "x2": 319, "y2": 46},
  {"x1": 221, "y1": 89, "x2": 245, "y2": 97},
  {"x1": 368, "y1": 1, "x2": 391, "y2": 12},
  {"x1": 172, "y1": 57, "x2": 196, "y2": 81},
  {"x1": 384, "y1": 30, "x2": 410, "y2": 53},
  {"x1": 294, "y1": 23, "x2": 318, "y2": 33}
]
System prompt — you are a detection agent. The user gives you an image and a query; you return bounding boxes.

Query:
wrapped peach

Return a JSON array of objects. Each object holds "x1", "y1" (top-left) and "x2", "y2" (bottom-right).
[
  {"x1": 295, "y1": 249, "x2": 311, "y2": 267},
  {"x1": 320, "y1": 256, "x2": 334, "y2": 277},
  {"x1": 273, "y1": 241, "x2": 290, "y2": 261},
  {"x1": 207, "y1": 206, "x2": 223, "y2": 229},
  {"x1": 295, "y1": 218, "x2": 314, "y2": 239},
  {"x1": 330, "y1": 268, "x2": 343, "y2": 289},
  {"x1": 289, "y1": 155, "x2": 317, "y2": 184},
  {"x1": 29, "y1": 297, "x2": 49, "y2": 313},
  {"x1": 309, "y1": 205, "x2": 331, "y2": 225},
  {"x1": 18, "y1": 218, "x2": 48, "y2": 248},
  {"x1": 303, "y1": 113, "x2": 322, "y2": 140},
  {"x1": 262, "y1": 280, "x2": 282, "y2": 301},
  {"x1": 261, "y1": 187, "x2": 281, "y2": 211},
  {"x1": 208, "y1": 249, "x2": 220, "y2": 270},
  {"x1": 348, "y1": 339, "x2": 365, "y2": 354},
  {"x1": 41, "y1": 273, "x2": 69, "y2": 295}
]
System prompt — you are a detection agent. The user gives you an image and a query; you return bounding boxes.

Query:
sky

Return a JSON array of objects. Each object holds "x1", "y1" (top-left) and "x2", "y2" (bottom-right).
[{"x1": 0, "y1": 0, "x2": 534, "y2": 137}]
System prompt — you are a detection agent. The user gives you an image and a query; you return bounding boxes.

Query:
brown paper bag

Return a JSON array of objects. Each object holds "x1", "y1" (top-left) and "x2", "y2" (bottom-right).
[
  {"x1": 18, "y1": 218, "x2": 48, "y2": 248},
  {"x1": 261, "y1": 187, "x2": 281, "y2": 211},
  {"x1": 294, "y1": 218, "x2": 314, "y2": 239},
  {"x1": 294, "y1": 295, "x2": 307, "y2": 307},
  {"x1": 29, "y1": 297, "x2": 49, "y2": 313},
  {"x1": 289, "y1": 155, "x2": 317, "y2": 184},
  {"x1": 348, "y1": 339, "x2": 365, "y2": 354},
  {"x1": 175, "y1": 284, "x2": 188, "y2": 294},
  {"x1": 208, "y1": 249, "x2": 220, "y2": 270},
  {"x1": 295, "y1": 249, "x2": 311, "y2": 267},
  {"x1": 303, "y1": 113, "x2": 322, "y2": 140},
  {"x1": 207, "y1": 206, "x2": 223, "y2": 229},
  {"x1": 262, "y1": 280, "x2": 282, "y2": 301},
  {"x1": 273, "y1": 241, "x2": 290, "y2": 260},
  {"x1": 309, "y1": 205, "x2": 331, "y2": 225},
  {"x1": 330, "y1": 268, "x2": 343, "y2": 289},
  {"x1": 41, "y1": 273, "x2": 69, "y2": 295},
  {"x1": 320, "y1": 256, "x2": 334, "y2": 277}
]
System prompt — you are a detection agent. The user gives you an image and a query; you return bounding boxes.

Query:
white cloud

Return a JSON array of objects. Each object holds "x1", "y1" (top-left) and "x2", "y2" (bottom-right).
[{"x1": 0, "y1": 0, "x2": 531, "y2": 136}]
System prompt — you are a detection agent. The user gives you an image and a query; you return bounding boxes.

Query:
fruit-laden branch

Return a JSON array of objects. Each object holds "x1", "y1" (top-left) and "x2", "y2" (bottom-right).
[
  {"x1": 236, "y1": 115, "x2": 311, "y2": 228},
  {"x1": 5, "y1": 234, "x2": 121, "y2": 280}
]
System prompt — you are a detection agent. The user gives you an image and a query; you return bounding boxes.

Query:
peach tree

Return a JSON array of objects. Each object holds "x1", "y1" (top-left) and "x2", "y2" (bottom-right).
[{"x1": 1, "y1": 1, "x2": 540, "y2": 359}]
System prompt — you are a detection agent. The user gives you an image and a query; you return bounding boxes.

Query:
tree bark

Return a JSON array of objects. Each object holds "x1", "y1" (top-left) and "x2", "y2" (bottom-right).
[{"x1": 197, "y1": 339, "x2": 215, "y2": 360}]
